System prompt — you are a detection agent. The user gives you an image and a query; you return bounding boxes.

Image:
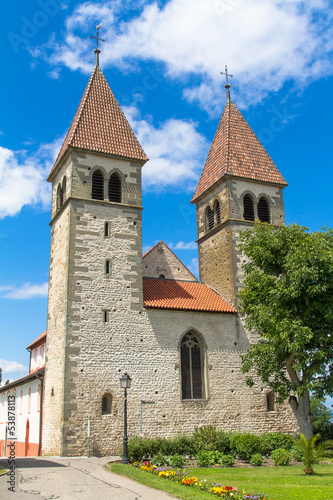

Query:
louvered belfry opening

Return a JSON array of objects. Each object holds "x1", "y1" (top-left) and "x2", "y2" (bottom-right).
[
  {"x1": 92, "y1": 170, "x2": 104, "y2": 200},
  {"x1": 258, "y1": 197, "x2": 270, "y2": 223},
  {"x1": 62, "y1": 177, "x2": 66, "y2": 205},
  {"x1": 206, "y1": 207, "x2": 214, "y2": 231},
  {"x1": 214, "y1": 200, "x2": 221, "y2": 225},
  {"x1": 57, "y1": 184, "x2": 62, "y2": 209},
  {"x1": 243, "y1": 194, "x2": 255, "y2": 221},
  {"x1": 108, "y1": 173, "x2": 121, "y2": 203},
  {"x1": 181, "y1": 332, "x2": 203, "y2": 400}
]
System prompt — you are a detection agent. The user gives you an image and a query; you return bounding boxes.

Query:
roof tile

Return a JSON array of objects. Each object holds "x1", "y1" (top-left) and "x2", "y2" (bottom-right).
[
  {"x1": 192, "y1": 100, "x2": 287, "y2": 202},
  {"x1": 143, "y1": 278, "x2": 236, "y2": 313}
]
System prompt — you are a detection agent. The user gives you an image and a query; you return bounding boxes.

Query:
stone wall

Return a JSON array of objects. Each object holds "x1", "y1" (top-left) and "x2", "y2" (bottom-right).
[{"x1": 143, "y1": 241, "x2": 197, "y2": 281}]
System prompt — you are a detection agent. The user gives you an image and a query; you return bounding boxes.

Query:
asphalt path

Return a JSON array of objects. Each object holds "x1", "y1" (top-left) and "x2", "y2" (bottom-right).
[{"x1": 0, "y1": 456, "x2": 179, "y2": 500}]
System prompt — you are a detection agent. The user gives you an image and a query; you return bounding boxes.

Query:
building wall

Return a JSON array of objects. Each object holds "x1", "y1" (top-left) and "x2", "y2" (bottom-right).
[
  {"x1": 0, "y1": 379, "x2": 42, "y2": 457},
  {"x1": 143, "y1": 241, "x2": 197, "y2": 280}
]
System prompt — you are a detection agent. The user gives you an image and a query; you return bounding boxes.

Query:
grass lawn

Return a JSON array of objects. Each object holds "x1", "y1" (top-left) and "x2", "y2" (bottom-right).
[{"x1": 109, "y1": 463, "x2": 333, "y2": 500}]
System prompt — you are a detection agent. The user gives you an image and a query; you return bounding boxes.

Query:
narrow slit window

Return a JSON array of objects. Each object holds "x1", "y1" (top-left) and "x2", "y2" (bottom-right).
[
  {"x1": 92, "y1": 170, "x2": 104, "y2": 200},
  {"x1": 243, "y1": 194, "x2": 255, "y2": 221},
  {"x1": 206, "y1": 207, "x2": 214, "y2": 231},
  {"x1": 108, "y1": 173, "x2": 121, "y2": 203},
  {"x1": 104, "y1": 222, "x2": 109, "y2": 237},
  {"x1": 102, "y1": 394, "x2": 112, "y2": 414},
  {"x1": 258, "y1": 197, "x2": 270, "y2": 223},
  {"x1": 181, "y1": 332, "x2": 204, "y2": 400},
  {"x1": 266, "y1": 391, "x2": 275, "y2": 412},
  {"x1": 105, "y1": 260, "x2": 110, "y2": 275},
  {"x1": 214, "y1": 200, "x2": 221, "y2": 225},
  {"x1": 103, "y1": 310, "x2": 109, "y2": 322}
]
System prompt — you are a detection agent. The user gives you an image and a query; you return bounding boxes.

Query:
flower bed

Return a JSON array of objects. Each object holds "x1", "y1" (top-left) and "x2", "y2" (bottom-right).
[{"x1": 132, "y1": 461, "x2": 272, "y2": 499}]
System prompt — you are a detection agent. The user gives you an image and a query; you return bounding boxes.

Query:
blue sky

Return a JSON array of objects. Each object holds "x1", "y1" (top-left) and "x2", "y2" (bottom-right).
[{"x1": 0, "y1": 0, "x2": 332, "y2": 410}]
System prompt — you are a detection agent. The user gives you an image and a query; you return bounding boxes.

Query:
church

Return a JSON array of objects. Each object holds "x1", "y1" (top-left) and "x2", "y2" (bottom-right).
[{"x1": 0, "y1": 47, "x2": 298, "y2": 458}]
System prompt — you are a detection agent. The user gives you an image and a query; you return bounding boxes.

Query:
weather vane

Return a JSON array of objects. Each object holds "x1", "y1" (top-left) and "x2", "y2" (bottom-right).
[
  {"x1": 90, "y1": 23, "x2": 106, "y2": 66},
  {"x1": 220, "y1": 64, "x2": 233, "y2": 86}
]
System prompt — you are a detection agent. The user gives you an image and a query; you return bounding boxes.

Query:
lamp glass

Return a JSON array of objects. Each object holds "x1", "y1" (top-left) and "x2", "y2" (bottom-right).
[{"x1": 120, "y1": 373, "x2": 132, "y2": 389}]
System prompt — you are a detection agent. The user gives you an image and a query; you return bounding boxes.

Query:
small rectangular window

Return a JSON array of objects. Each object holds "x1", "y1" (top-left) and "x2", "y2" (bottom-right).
[
  {"x1": 103, "y1": 310, "x2": 110, "y2": 322},
  {"x1": 104, "y1": 222, "x2": 110, "y2": 237}
]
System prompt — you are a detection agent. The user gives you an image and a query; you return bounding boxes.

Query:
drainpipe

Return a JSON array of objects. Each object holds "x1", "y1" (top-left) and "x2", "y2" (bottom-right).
[{"x1": 37, "y1": 373, "x2": 43, "y2": 456}]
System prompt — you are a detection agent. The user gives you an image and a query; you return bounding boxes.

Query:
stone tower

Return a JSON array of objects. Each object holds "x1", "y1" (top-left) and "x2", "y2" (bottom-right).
[
  {"x1": 191, "y1": 84, "x2": 287, "y2": 305},
  {"x1": 42, "y1": 53, "x2": 148, "y2": 456}
]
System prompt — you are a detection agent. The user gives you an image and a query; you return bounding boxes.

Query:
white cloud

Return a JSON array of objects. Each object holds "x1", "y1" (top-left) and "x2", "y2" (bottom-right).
[
  {"x1": 174, "y1": 241, "x2": 197, "y2": 250},
  {"x1": 0, "y1": 137, "x2": 63, "y2": 219},
  {"x1": 33, "y1": 0, "x2": 333, "y2": 111},
  {"x1": 1, "y1": 282, "x2": 48, "y2": 299},
  {"x1": 0, "y1": 359, "x2": 27, "y2": 375},
  {"x1": 124, "y1": 106, "x2": 209, "y2": 190}
]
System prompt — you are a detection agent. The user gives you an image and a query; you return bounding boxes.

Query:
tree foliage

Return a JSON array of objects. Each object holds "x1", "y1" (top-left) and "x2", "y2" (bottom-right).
[{"x1": 238, "y1": 224, "x2": 333, "y2": 436}]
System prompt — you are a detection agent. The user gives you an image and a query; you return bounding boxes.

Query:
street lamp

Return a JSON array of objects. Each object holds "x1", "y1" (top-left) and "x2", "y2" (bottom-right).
[{"x1": 120, "y1": 373, "x2": 132, "y2": 464}]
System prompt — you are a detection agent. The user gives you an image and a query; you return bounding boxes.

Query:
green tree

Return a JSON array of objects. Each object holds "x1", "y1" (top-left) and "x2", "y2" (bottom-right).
[
  {"x1": 239, "y1": 224, "x2": 333, "y2": 438},
  {"x1": 311, "y1": 397, "x2": 333, "y2": 435}
]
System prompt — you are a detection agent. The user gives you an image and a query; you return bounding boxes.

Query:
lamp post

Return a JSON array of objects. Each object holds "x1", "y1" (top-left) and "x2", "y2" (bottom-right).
[{"x1": 120, "y1": 372, "x2": 132, "y2": 464}]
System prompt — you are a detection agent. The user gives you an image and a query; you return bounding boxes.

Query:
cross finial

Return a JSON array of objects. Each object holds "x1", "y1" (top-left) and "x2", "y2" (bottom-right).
[
  {"x1": 89, "y1": 23, "x2": 106, "y2": 67},
  {"x1": 220, "y1": 64, "x2": 233, "y2": 102}
]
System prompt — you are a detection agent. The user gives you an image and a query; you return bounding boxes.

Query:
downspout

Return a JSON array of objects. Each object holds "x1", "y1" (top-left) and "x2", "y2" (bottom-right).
[{"x1": 37, "y1": 373, "x2": 43, "y2": 456}]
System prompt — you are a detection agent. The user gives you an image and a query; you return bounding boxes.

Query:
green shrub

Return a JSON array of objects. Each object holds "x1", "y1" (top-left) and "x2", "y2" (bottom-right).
[
  {"x1": 192, "y1": 426, "x2": 231, "y2": 453},
  {"x1": 250, "y1": 453, "x2": 264, "y2": 467},
  {"x1": 260, "y1": 432, "x2": 293, "y2": 455},
  {"x1": 169, "y1": 454, "x2": 188, "y2": 468},
  {"x1": 230, "y1": 433, "x2": 262, "y2": 460},
  {"x1": 171, "y1": 433, "x2": 196, "y2": 456},
  {"x1": 290, "y1": 444, "x2": 304, "y2": 462},
  {"x1": 195, "y1": 450, "x2": 216, "y2": 467},
  {"x1": 271, "y1": 448, "x2": 292, "y2": 466},
  {"x1": 151, "y1": 452, "x2": 171, "y2": 466},
  {"x1": 127, "y1": 436, "x2": 151, "y2": 461},
  {"x1": 219, "y1": 454, "x2": 235, "y2": 467}
]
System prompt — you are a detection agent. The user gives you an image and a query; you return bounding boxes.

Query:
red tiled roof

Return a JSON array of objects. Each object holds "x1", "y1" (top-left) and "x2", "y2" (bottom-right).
[
  {"x1": 26, "y1": 331, "x2": 46, "y2": 350},
  {"x1": 143, "y1": 278, "x2": 236, "y2": 313},
  {"x1": 191, "y1": 99, "x2": 287, "y2": 202},
  {"x1": 48, "y1": 65, "x2": 148, "y2": 181}
]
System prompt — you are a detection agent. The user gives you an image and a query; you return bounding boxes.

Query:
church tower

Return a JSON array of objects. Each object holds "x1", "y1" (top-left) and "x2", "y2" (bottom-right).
[
  {"x1": 42, "y1": 47, "x2": 148, "y2": 456},
  {"x1": 191, "y1": 78, "x2": 287, "y2": 305}
]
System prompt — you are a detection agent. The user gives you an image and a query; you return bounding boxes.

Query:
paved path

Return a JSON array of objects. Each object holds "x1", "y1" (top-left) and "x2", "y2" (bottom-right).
[{"x1": 0, "y1": 456, "x2": 179, "y2": 500}]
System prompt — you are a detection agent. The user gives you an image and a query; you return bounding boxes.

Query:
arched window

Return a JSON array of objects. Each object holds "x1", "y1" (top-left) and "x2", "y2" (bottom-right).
[
  {"x1": 181, "y1": 332, "x2": 205, "y2": 400},
  {"x1": 206, "y1": 206, "x2": 214, "y2": 231},
  {"x1": 243, "y1": 194, "x2": 255, "y2": 221},
  {"x1": 214, "y1": 200, "x2": 221, "y2": 225},
  {"x1": 108, "y1": 173, "x2": 121, "y2": 203},
  {"x1": 62, "y1": 176, "x2": 67, "y2": 205},
  {"x1": 257, "y1": 197, "x2": 270, "y2": 223},
  {"x1": 102, "y1": 393, "x2": 112, "y2": 415},
  {"x1": 56, "y1": 184, "x2": 62, "y2": 210},
  {"x1": 266, "y1": 391, "x2": 275, "y2": 412},
  {"x1": 92, "y1": 170, "x2": 104, "y2": 200},
  {"x1": 40, "y1": 345, "x2": 45, "y2": 365}
]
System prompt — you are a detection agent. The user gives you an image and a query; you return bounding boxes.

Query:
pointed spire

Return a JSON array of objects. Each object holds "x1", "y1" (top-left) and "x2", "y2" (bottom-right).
[
  {"x1": 48, "y1": 64, "x2": 148, "y2": 181},
  {"x1": 191, "y1": 95, "x2": 287, "y2": 203}
]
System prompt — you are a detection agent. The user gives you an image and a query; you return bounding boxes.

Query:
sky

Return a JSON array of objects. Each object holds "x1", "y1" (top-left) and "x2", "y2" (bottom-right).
[{"x1": 0, "y1": 0, "x2": 332, "y2": 409}]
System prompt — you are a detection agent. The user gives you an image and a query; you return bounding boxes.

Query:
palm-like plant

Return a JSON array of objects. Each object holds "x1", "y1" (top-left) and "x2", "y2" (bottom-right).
[{"x1": 293, "y1": 433, "x2": 333, "y2": 474}]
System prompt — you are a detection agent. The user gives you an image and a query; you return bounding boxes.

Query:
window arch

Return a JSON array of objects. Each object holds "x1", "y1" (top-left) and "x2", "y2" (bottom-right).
[
  {"x1": 56, "y1": 184, "x2": 62, "y2": 210},
  {"x1": 206, "y1": 206, "x2": 214, "y2": 231},
  {"x1": 62, "y1": 176, "x2": 67, "y2": 205},
  {"x1": 181, "y1": 332, "x2": 205, "y2": 400},
  {"x1": 243, "y1": 194, "x2": 255, "y2": 221},
  {"x1": 92, "y1": 170, "x2": 104, "y2": 200},
  {"x1": 257, "y1": 197, "x2": 270, "y2": 223},
  {"x1": 108, "y1": 173, "x2": 121, "y2": 203},
  {"x1": 102, "y1": 393, "x2": 112, "y2": 415},
  {"x1": 214, "y1": 200, "x2": 221, "y2": 225}
]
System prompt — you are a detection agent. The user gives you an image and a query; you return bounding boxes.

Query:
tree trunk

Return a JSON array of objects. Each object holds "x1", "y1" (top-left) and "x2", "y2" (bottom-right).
[{"x1": 289, "y1": 390, "x2": 313, "y2": 438}]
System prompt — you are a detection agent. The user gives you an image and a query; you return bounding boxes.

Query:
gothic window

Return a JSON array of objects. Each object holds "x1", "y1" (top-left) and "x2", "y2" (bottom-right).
[
  {"x1": 92, "y1": 170, "x2": 104, "y2": 200},
  {"x1": 243, "y1": 194, "x2": 255, "y2": 221},
  {"x1": 181, "y1": 332, "x2": 205, "y2": 400},
  {"x1": 102, "y1": 393, "x2": 112, "y2": 415},
  {"x1": 214, "y1": 200, "x2": 221, "y2": 225},
  {"x1": 266, "y1": 391, "x2": 275, "y2": 412},
  {"x1": 108, "y1": 173, "x2": 121, "y2": 203},
  {"x1": 206, "y1": 206, "x2": 214, "y2": 231},
  {"x1": 258, "y1": 197, "x2": 270, "y2": 223}
]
